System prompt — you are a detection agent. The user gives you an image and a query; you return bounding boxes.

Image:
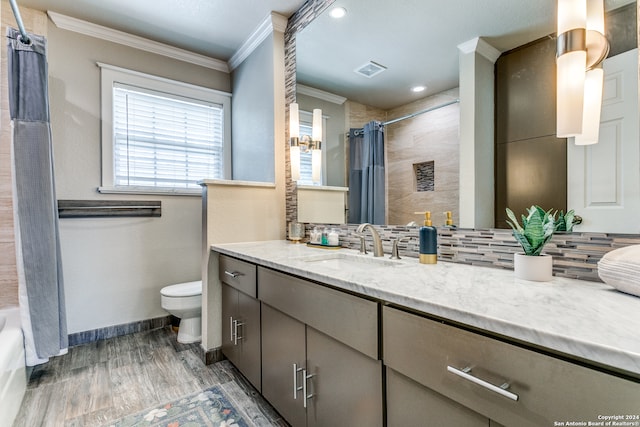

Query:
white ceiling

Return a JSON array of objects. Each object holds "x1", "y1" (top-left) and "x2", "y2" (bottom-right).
[
  {"x1": 16, "y1": 0, "x2": 307, "y2": 59},
  {"x1": 12, "y1": 0, "x2": 636, "y2": 109},
  {"x1": 296, "y1": 0, "x2": 635, "y2": 109}
]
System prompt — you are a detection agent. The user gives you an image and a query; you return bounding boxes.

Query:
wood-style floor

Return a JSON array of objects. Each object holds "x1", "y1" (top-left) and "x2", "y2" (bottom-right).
[{"x1": 13, "y1": 327, "x2": 288, "y2": 427}]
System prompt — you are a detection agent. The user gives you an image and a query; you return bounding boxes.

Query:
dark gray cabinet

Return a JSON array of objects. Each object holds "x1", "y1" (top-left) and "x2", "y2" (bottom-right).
[
  {"x1": 383, "y1": 305, "x2": 640, "y2": 427},
  {"x1": 494, "y1": 36, "x2": 567, "y2": 227},
  {"x1": 261, "y1": 303, "x2": 306, "y2": 427},
  {"x1": 219, "y1": 255, "x2": 260, "y2": 390},
  {"x1": 221, "y1": 283, "x2": 261, "y2": 390},
  {"x1": 386, "y1": 367, "x2": 489, "y2": 427},
  {"x1": 259, "y1": 267, "x2": 383, "y2": 427},
  {"x1": 216, "y1": 251, "x2": 639, "y2": 427}
]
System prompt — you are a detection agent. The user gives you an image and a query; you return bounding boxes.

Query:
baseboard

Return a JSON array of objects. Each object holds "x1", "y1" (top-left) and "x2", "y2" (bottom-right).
[
  {"x1": 197, "y1": 345, "x2": 224, "y2": 365},
  {"x1": 68, "y1": 315, "x2": 172, "y2": 347}
]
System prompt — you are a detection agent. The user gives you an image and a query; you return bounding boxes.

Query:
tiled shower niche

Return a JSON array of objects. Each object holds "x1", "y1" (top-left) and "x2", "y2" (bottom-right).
[{"x1": 415, "y1": 160, "x2": 435, "y2": 192}]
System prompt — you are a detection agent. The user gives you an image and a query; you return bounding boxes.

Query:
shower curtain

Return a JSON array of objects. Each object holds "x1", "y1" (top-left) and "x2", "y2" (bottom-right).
[
  {"x1": 348, "y1": 121, "x2": 385, "y2": 224},
  {"x1": 7, "y1": 28, "x2": 68, "y2": 366}
]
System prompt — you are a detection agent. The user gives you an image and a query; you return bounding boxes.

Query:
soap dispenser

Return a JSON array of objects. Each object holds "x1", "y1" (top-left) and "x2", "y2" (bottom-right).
[
  {"x1": 444, "y1": 211, "x2": 455, "y2": 228},
  {"x1": 416, "y1": 211, "x2": 437, "y2": 264}
]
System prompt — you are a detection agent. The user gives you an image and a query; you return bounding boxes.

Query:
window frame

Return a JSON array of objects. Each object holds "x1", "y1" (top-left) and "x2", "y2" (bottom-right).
[{"x1": 98, "y1": 62, "x2": 232, "y2": 195}]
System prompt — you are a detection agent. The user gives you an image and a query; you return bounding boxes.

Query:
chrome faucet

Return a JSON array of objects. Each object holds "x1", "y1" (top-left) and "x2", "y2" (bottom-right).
[{"x1": 355, "y1": 223, "x2": 384, "y2": 257}]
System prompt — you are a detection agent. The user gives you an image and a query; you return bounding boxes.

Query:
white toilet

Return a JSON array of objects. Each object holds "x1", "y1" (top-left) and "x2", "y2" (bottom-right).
[{"x1": 160, "y1": 280, "x2": 202, "y2": 343}]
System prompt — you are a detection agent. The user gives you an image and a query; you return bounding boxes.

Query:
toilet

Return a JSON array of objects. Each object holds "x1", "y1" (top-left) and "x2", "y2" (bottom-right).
[{"x1": 160, "y1": 280, "x2": 202, "y2": 343}]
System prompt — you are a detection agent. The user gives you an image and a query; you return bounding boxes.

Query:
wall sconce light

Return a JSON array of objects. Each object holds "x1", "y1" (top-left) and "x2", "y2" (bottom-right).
[
  {"x1": 289, "y1": 102, "x2": 323, "y2": 183},
  {"x1": 556, "y1": 0, "x2": 609, "y2": 145}
]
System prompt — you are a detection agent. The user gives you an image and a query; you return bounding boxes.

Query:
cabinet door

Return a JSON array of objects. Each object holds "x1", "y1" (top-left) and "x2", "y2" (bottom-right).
[
  {"x1": 384, "y1": 306, "x2": 640, "y2": 426},
  {"x1": 386, "y1": 367, "x2": 488, "y2": 427},
  {"x1": 306, "y1": 327, "x2": 383, "y2": 427},
  {"x1": 221, "y1": 284, "x2": 239, "y2": 364},
  {"x1": 262, "y1": 303, "x2": 306, "y2": 427},
  {"x1": 236, "y1": 290, "x2": 261, "y2": 390}
]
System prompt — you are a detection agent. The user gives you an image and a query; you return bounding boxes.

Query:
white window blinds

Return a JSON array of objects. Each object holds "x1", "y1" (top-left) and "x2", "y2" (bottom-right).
[
  {"x1": 297, "y1": 111, "x2": 325, "y2": 185},
  {"x1": 297, "y1": 122, "x2": 315, "y2": 185},
  {"x1": 113, "y1": 83, "x2": 224, "y2": 190}
]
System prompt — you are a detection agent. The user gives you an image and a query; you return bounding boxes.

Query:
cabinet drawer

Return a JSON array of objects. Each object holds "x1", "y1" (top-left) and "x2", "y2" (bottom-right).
[
  {"x1": 219, "y1": 255, "x2": 256, "y2": 297},
  {"x1": 383, "y1": 306, "x2": 640, "y2": 427},
  {"x1": 258, "y1": 267, "x2": 378, "y2": 359}
]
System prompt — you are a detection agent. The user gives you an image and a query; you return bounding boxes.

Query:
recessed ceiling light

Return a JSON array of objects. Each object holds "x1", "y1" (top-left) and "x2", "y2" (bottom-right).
[
  {"x1": 329, "y1": 7, "x2": 347, "y2": 18},
  {"x1": 411, "y1": 85, "x2": 426, "y2": 93}
]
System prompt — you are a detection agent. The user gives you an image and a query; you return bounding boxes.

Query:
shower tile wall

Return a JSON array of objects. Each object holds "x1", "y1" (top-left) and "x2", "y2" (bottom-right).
[
  {"x1": 386, "y1": 88, "x2": 460, "y2": 225},
  {"x1": 345, "y1": 100, "x2": 387, "y2": 128},
  {"x1": 0, "y1": 3, "x2": 48, "y2": 308}
]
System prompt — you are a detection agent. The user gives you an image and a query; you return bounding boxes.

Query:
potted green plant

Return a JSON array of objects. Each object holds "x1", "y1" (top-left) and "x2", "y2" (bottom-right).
[
  {"x1": 505, "y1": 205, "x2": 555, "y2": 281},
  {"x1": 554, "y1": 209, "x2": 577, "y2": 233}
]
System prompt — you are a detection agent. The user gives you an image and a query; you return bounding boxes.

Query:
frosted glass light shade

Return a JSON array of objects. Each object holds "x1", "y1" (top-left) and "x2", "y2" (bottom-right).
[
  {"x1": 586, "y1": 0, "x2": 604, "y2": 33},
  {"x1": 558, "y1": 0, "x2": 586, "y2": 34},
  {"x1": 557, "y1": 50, "x2": 587, "y2": 137},
  {"x1": 312, "y1": 109, "x2": 322, "y2": 141},
  {"x1": 574, "y1": 68, "x2": 604, "y2": 145},
  {"x1": 311, "y1": 148, "x2": 321, "y2": 183},
  {"x1": 289, "y1": 103, "x2": 299, "y2": 139},
  {"x1": 291, "y1": 145, "x2": 301, "y2": 181}
]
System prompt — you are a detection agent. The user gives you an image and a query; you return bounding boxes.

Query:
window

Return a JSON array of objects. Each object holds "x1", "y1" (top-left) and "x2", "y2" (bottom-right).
[
  {"x1": 99, "y1": 63, "x2": 231, "y2": 195},
  {"x1": 297, "y1": 110, "x2": 326, "y2": 186}
]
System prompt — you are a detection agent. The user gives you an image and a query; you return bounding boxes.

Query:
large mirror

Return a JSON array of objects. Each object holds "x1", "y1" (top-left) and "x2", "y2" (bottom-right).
[{"x1": 294, "y1": 0, "x2": 638, "y2": 233}]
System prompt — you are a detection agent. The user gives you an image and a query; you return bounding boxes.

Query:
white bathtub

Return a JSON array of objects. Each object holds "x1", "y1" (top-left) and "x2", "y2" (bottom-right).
[{"x1": 0, "y1": 307, "x2": 26, "y2": 426}]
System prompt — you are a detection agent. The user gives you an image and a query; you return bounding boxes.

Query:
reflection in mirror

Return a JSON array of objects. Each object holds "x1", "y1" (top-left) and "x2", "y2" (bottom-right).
[{"x1": 294, "y1": 0, "x2": 638, "y2": 233}]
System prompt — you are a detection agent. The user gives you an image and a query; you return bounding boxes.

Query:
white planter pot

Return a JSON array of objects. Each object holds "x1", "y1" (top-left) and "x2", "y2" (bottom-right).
[{"x1": 514, "y1": 253, "x2": 553, "y2": 282}]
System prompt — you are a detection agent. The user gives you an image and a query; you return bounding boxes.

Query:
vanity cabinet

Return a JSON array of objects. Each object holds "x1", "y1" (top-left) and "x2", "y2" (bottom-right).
[
  {"x1": 259, "y1": 267, "x2": 383, "y2": 427},
  {"x1": 219, "y1": 255, "x2": 261, "y2": 390},
  {"x1": 383, "y1": 305, "x2": 640, "y2": 427},
  {"x1": 386, "y1": 366, "x2": 493, "y2": 427}
]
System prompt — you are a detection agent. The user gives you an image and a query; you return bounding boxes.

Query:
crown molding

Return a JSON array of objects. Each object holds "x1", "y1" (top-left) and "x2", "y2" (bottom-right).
[
  {"x1": 297, "y1": 84, "x2": 347, "y2": 105},
  {"x1": 457, "y1": 37, "x2": 502, "y2": 63},
  {"x1": 47, "y1": 11, "x2": 229, "y2": 73},
  {"x1": 228, "y1": 12, "x2": 288, "y2": 71}
]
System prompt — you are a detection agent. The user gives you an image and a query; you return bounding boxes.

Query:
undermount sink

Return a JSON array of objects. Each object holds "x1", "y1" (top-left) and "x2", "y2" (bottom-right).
[{"x1": 295, "y1": 252, "x2": 403, "y2": 270}]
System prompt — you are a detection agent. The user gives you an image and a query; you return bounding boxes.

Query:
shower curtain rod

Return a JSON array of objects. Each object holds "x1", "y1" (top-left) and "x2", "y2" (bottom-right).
[
  {"x1": 9, "y1": 0, "x2": 30, "y2": 44},
  {"x1": 349, "y1": 98, "x2": 460, "y2": 136},
  {"x1": 382, "y1": 98, "x2": 460, "y2": 126}
]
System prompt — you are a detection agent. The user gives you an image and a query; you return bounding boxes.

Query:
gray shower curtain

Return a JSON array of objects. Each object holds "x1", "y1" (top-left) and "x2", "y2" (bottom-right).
[
  {"x1": 7, "y1": 27, "x2": 68, "y2": 365},
  {"x1": 348, "y1": 121, "x2": 385, "y2": 224}
]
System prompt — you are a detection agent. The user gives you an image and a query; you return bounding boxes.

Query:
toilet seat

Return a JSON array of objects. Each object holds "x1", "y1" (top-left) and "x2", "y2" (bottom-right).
[{"x1": 160, "y1": 280, "x2": 202, "y2": 297}]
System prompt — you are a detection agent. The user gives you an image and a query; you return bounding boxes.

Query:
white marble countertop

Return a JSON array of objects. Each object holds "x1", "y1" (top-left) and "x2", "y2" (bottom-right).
[{"x1": 211, "y1": 240, "x2": 640, "y2": 378}]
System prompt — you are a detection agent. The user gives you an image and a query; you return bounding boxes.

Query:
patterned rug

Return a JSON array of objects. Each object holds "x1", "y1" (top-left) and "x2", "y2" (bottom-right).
[{"x1": 105, "y1": 385, "x2": 251, "y2": 427}]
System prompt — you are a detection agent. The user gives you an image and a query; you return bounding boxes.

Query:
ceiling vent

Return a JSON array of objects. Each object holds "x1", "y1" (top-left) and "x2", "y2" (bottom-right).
[{"x1": 354, "y1": 61, "x2": 387, "y2": 78}]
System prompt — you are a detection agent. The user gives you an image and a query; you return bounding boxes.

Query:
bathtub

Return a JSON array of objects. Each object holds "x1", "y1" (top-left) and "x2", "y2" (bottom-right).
[{"x1": 0, "y1": 307, "x2": 26, "y2": 426}]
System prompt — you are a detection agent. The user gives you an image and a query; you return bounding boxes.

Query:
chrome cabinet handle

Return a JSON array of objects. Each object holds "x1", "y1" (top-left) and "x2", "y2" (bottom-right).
[
  {"x1": 232, "y1": 319, "x2": 244, "y2": 345},
  {"x1": 447, "y1": 365, "x2": 519, "y2": 401},
  {"x1": 302, "y1": 369, "x2": 315, "y2": 408},
  {"x1": 229, "y1": 317, "x2": 243, "y2": 345},
  {"x1": 293, "y1": 363, "x2": 303, "y2": 399},
  {"x1": 224, "y1": 270, "x2": 243, "y2": 278}
]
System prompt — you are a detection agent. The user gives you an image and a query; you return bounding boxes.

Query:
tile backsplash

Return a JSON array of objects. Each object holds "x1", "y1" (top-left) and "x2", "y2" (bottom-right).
[{"x1": 305, "y1": 224, "x2": 640, "y2": 282}]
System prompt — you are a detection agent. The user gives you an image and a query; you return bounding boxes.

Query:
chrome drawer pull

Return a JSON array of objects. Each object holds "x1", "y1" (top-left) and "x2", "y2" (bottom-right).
[
  {"x1": 447, "y1": 365, "x2": 519, "y2": 401},
  {"x1": 224, "y1": 270, "x2": 243, "y2": 278},
  {"x1": 229, "y1": 316, "x2": 234, "y2": 343}
]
